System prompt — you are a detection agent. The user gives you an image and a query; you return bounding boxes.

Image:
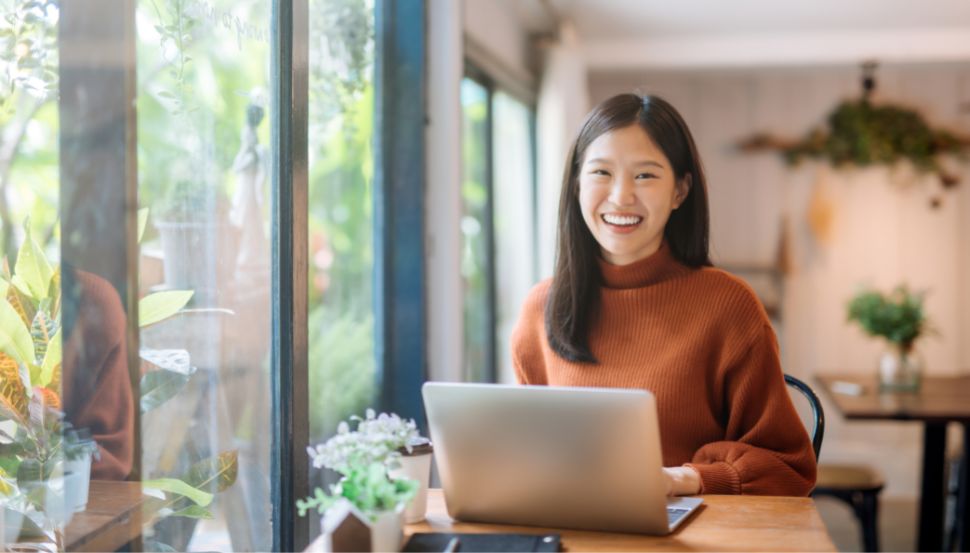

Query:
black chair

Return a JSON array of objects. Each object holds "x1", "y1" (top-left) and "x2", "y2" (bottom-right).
[
  {"x1": 784, "y1": 373, "x2": 884, "y2": 552},
  {"x1": 785, "y1": 374, "x2": 824, "y2": 459}
]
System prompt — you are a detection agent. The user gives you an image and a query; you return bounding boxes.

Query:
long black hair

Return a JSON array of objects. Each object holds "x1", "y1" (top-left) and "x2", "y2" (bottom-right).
[{"x1": 545, "y1": 93, "x2": 712, "y2": 363}]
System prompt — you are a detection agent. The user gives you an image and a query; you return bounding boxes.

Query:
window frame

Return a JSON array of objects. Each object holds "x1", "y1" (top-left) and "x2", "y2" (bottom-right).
[
  {"x1": 56, "y1": 0, "x2": 429, "y2": 550},
  {"x1": 460, "y1": 61, "x2": 538, "y2": 385}
]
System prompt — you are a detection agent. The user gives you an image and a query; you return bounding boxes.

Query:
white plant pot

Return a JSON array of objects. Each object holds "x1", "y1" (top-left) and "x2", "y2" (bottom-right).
[
  {"x1": 389, "y1": 451, "x2": 433, "y2": 524},
  {"x1": 368, "y1": 508, "x2": 404, "y2": 553},
  {"x1": 319, "y1": 500, "x2": 404, "y2": 553},
  {"x1": 64, "y1": 454, "x2": 92, "y2": 512}
]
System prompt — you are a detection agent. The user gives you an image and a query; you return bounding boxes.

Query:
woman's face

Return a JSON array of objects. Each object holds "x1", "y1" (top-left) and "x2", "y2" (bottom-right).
[{"x1": 578, "y1": 123, "x2": 688, "y2": 266}]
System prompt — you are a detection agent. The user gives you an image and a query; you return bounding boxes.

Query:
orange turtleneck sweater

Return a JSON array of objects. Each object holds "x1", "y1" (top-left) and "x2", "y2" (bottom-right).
[{"x1": 511, "y1": 243, "x2": 816, "y2": 496}]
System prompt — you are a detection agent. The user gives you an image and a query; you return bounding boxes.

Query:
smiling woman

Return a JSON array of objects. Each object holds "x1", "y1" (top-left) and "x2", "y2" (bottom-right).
[{"x1": 511, "y1": 93, "x2": 816, "y2": 498}]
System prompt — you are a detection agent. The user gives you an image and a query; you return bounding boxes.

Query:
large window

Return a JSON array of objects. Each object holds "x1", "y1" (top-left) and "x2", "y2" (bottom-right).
[
  {"x1": 460, "y1": 71, "x2": 536, "y2": 384},
  {"x1": 0, "y1": 1, "x2": 424, "y2": 551},
  {"x1": 135, "y1": 0, "x2": 273, "y2": 550}
]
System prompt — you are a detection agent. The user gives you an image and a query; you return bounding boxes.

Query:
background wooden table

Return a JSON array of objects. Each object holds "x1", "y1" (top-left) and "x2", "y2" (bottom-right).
[
  {"x1": 396, "y1": 489, "x2": 835, "y2": 552},
  {"x1": 817, "y1": 373, "x2": 970, "y2": 552}
]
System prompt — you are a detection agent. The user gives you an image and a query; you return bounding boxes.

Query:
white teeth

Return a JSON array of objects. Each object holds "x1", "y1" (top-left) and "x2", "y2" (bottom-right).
[{"x1": 602, "y1": 214, "x2": 642, "y2": 226}]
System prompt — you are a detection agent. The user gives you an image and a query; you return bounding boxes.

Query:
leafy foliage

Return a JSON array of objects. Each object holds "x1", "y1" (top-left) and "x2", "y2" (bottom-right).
[
  {"x1": 296, "y1": 462, "x2": 417, "y2": 519},
  {"x1": 847, "y1": 285, "x2": 928, "y2": 351},
  {"x1": 783, "y1": 100, "x2": 966, "y2": 173}
]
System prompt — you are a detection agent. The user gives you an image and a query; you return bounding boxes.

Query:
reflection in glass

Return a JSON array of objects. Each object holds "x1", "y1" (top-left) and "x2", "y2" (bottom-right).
[{"x1": 136, "y1": 0, "x2": 272, "y2": 550}]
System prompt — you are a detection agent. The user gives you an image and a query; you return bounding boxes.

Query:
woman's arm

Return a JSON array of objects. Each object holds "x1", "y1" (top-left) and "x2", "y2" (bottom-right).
[{"x1": 685, "y1": 323, "x2": 816, "y2": 496}]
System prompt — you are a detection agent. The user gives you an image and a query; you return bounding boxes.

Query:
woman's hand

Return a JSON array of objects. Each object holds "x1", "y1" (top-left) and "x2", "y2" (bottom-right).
[{"x1": 662, "y1": 466, "x2": 702, "y2": 496}]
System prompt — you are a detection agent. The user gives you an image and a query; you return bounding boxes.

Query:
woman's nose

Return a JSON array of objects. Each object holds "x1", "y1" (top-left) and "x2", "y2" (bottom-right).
[{"x1": 608, "y1": 176, "x2": 636, "y2": 206}]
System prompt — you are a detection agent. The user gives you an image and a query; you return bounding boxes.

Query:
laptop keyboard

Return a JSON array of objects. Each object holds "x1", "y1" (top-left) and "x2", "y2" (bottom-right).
[{"x1": 667, "y1": 507, "x2": 691, "y2": 527}]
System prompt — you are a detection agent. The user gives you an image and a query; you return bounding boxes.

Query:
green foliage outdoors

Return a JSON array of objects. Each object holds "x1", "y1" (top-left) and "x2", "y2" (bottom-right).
[
  {"x1": 307, "y1": 0, "x2": 377, "y2": 440},
  {"x1": 847, "y1": 285, "x2": 928, "y2": 351},
  {"x1": 0, "y1": 0, "x2": 60, "y2": 264}
]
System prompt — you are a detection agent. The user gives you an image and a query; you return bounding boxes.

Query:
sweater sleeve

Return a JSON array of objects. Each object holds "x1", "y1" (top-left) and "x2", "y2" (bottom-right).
[{"x1": 686, "y1": 323, "x2": 816, "y2": 496}]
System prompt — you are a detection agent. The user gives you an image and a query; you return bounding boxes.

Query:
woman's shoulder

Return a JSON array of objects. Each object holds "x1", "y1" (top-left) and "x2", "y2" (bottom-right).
[
  {"x1": 689, "y1": 266, "x2": 769, "y2": 321},
  {"x1": 521, "y1": 278, "x2": 553, "y2": 316}
]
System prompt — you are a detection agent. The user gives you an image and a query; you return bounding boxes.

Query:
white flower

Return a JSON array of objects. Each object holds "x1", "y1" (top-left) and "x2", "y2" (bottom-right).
[{"x1": 306, "y1": 409, "x2": 422, "y2": 474}]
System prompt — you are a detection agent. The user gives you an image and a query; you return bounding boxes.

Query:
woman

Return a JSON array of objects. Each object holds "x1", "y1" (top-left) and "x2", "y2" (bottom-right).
[{"x1": 511, "y1": 93, "x2": 816, "y2": 496}]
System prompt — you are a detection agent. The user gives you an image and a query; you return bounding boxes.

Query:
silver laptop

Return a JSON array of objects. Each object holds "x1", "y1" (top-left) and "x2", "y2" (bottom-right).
[{"x1": 422, "y1": 382, "x2": 703, "y2": 534}]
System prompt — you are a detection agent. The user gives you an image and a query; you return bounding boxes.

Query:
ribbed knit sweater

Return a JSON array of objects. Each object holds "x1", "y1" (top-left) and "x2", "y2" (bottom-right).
[
  {"x1": 511, "y1": 242, "x2": 816, "y2": 496},
  {"x1": 62, "y1": 269, "x2": 134, "y2": 480}
]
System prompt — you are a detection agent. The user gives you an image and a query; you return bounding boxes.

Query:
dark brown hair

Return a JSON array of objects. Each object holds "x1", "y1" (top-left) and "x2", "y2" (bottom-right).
[{"x1": 545, "y1": 93, "x2": 711, "y2": 363}]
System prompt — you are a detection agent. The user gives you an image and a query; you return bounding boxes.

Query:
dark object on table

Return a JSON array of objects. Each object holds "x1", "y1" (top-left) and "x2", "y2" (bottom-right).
[{"x1": 402, "y1": 532, "x2": 561, "y2": 552}]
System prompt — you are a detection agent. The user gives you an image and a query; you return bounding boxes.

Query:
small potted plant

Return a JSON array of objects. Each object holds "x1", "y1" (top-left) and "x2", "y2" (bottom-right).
[
  {"x1": 300, "y1": 410, "x2": 432, "y2": 552},
  {"x1": 847, "y1": 285, "x2": 930, "y2": 391}
]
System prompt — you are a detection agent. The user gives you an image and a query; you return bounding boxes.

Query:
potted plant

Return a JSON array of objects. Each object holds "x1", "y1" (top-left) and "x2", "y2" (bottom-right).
[
  {"x1": 300, "y1": 410, "x2": 432, "y2": 551},
  {"x1": 847, "y1": 285, "x2": 930, "y2": 391},
  {"x1": 0, "y1": 219, "x2": 237, "y2": 546}
]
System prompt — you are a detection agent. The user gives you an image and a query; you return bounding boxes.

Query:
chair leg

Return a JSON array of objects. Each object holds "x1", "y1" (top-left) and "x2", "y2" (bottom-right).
[
  {"x1": 855, "y1": 491, "x2": 881, "y2": 553},
  {"x1": 815, "y1": 488, "x2": 883, "y2": 552}
]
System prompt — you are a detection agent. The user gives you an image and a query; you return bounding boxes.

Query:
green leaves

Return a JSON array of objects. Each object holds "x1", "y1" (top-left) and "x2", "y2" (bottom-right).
[
  {"x1": 140, "y1": 369, "x2": 191, "y2": 414},
  {"x1": 298, "y1": 462, "x2": 417, "y2": 518},
  {"x1": 38, "y1": 329, "x2": 58, "y2": 388},
  {"x1": 0, "y1": 299, "x2": 34, "y2": 365},
  {"x1": 847, "y1": 285, "x2": 927, "y2": 350},
  {"x1": 142, "y1": 478, "x2": 213, "y2": 507},
  {"x1": 183, "y1": 450, "x2": 238, "y2": 494},
  {"x1": 138, "y1": 290, "x2": 193, "y2": 328},
  {"x1": 11, "y1": 223, "x2": 52, "y2": 302}
]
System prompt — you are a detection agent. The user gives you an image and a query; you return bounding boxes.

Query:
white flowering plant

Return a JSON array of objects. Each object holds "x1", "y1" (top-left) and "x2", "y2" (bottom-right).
[
  {"x1": 299, "y1": 409, "x2": 423, "y2": 518},
  {"x1": 306, "y1": 409, "x2": 421, "y2": 475}
]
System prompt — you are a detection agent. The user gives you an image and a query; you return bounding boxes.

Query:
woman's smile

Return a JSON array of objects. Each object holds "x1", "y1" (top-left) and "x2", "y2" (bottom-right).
[{"x1": 600, "y1": 212, "x2": 644, "y2": 234}]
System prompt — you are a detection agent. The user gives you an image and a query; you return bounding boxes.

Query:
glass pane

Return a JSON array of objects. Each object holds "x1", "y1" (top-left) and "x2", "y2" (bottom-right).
[
  {"x1": 305, "y1": 0, "x2": 377, "y2": 535},
  {"x1": 0, "y1": 0, "x2": 64, "y2": 546},
  {"x1": 136, "y1": 0, "x2": 272, "y2": 550},
  {"x1": 460, "y1": 78, "x2": 491, "y2": 383},
  {"x1": 492, "y1": 92, "x2": 535, "y2": 384}
]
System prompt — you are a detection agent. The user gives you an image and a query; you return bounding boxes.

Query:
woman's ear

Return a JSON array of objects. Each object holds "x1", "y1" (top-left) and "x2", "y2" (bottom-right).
[{"x1": 674, "y1": 174, "x2": 692, "y2": 209}]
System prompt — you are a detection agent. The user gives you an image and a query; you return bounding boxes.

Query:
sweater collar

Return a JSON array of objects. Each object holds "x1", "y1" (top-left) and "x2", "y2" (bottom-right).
[{"x1": 597, "y1": 241, "x2": 684, "y2": 289}]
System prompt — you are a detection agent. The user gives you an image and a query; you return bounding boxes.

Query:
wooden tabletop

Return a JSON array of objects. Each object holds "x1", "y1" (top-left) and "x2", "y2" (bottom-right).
[
  {"x1": 816, "y1": 373, "x2": 970, "y2": 423},
  {"x1": 400, "y1": 489, "x2": 835, "y2": 552},
  {"x1": 63, "y1": 480, "x2": 146, "y2": 552}
]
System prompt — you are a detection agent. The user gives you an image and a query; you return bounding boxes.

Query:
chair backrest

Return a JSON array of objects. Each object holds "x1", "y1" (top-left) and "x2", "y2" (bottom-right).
[{"x1": 784, "y1": 374, "x2": 825, "y2": 460}]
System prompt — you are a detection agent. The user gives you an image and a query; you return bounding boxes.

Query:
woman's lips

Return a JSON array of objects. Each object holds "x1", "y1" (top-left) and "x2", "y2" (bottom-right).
[{"x1": 601, "y1": 213, "x2": 643, "y2": 234}]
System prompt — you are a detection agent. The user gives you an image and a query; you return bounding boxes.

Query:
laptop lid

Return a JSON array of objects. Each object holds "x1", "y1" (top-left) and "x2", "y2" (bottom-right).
[{"x1": 422, "y1": 382, "x2": 695, "y2": 535}]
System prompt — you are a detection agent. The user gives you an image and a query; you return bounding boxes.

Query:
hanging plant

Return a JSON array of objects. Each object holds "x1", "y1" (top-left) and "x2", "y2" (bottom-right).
[{"x1": 738, "y1": 63, "x2": 970, "y2": 208}]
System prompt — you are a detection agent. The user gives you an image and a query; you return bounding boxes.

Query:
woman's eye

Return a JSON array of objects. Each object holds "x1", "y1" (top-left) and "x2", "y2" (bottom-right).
[
  {"x1": 635, "y1": 173, "x2": 658, "y2": 180},
  {"x1": 590, "y1": 169, "x2": 610, "y2": 176}
]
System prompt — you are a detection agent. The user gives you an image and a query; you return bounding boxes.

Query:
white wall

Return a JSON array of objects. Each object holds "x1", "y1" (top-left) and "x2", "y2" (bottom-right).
[
  {"x1": 589, "y1": 63, "x2": 970, "y2": 497},
  {"x1": 462, "y1": 0, "x2": 534, "y2": 81}
]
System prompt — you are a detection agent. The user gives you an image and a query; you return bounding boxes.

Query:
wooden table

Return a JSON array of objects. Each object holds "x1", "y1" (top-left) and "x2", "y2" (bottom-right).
[
  {"x1": 395, "y1": 489, "x2": 835, "y2": 552},
  {"x1": 817, "y1": 373, "x2": 970, "y2": 552},
  {"x1": 63, "y1": 480, "x2": 146, "y2": 552}
]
